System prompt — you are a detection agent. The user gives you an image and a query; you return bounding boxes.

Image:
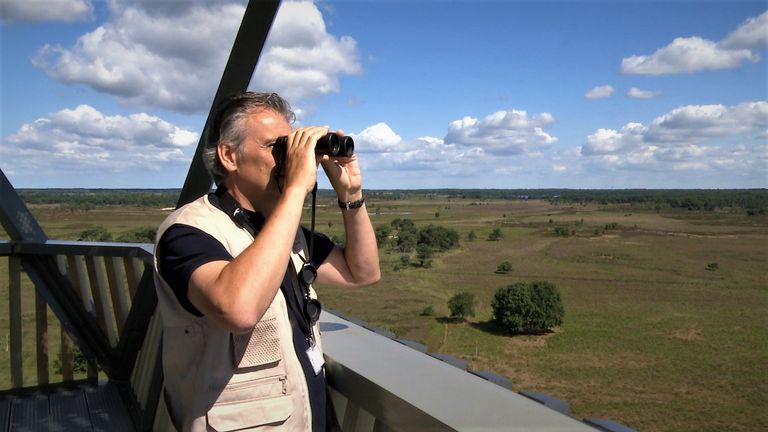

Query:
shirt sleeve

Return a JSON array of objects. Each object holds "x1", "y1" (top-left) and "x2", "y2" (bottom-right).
[
  {"x1": 301, "y1": 227, "x2": 336, "y2": 268},
  {"x1": 157, "y1": 224, "x2": 233, "y2": 316}
]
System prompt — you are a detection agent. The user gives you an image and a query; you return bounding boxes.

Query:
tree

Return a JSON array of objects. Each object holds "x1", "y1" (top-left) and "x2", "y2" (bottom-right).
[
  {"x1": 396, "y1": 227, "x2": 418, "y2": 252},
  {"x1": 488, "y1": 228, "x2": 503, "y2": 241},
  {"x1": 374, "y1": 225, "x2": 391, "y2": 248},
  {"x1": 392, "y1": 218, "x2": 418, "y2": 252},
  {"x1": 447, "y1": 291, "x2": 476, "y2": 320},
  {"x1": 416, "y1": 244, "x2": 433, "y2": 268},
  {"x1": 491, "y1": 281, "x2": 564, "y2": 334}
]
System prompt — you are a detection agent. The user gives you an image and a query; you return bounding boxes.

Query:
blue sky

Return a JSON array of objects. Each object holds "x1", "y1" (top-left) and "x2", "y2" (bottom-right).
[{"x1": 1, "y1": 0, "x2": 766, "y2": 189}]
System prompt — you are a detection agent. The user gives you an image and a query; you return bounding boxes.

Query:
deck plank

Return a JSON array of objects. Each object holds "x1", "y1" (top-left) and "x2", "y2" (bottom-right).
[
  {"x1": 0, "y1": 399, "x2": 10, "y2": 432},
  {"x1": 2, "y1": 383, "x2": 136, "y2": 432},
  {"x1": 9, "y1": 395, "x2": 50, "y2": 432},
  {"x1": 50, "y1": 388, "x2": 93, "y2": 431},
  {"x1": 85, "y1": 384, "x2": 134, "y2": 432}
]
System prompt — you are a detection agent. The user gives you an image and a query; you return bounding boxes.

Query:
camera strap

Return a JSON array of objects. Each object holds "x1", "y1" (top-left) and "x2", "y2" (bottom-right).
[
  {"x1": 214, "y1": 185, "x2": 319, "y2": 342},
  {"x1": 215, "y1": 186, "x2": 257, "y2": 238}
]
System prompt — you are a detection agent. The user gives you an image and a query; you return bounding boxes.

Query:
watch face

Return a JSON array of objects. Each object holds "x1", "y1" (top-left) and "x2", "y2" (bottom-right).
[{"x1": 300, "y1": 263, "x2": 317, "y2": 285}]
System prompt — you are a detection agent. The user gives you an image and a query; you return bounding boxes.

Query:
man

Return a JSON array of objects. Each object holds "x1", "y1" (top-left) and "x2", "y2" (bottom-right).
[{"x1": 153, "y1": 92, "x2": 380, "y2": 431}]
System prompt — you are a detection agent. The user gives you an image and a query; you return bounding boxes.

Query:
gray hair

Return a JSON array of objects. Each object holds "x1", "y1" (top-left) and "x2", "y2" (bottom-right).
[{"x1": 203, "y1": 92, "x2": 295, "y2": 184}]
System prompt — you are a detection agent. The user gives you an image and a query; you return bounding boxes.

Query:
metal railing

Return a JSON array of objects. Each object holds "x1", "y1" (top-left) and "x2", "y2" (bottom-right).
[{"x1": 2, "y1": 240, "x2": 632, "y2": 431}]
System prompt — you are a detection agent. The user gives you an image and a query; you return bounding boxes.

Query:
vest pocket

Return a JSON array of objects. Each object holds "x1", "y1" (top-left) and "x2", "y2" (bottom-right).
[
  {"x1": 207, "y1": 376, "x2": 293, "y2": 431},
  {"x1": 232, "y1": 311, "x2": 281, "y2": 369}
]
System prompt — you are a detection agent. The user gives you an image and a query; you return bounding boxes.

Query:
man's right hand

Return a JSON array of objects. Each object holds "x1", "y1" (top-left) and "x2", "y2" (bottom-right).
[{"x1": 281, "y1": 126, "x2": 330, "y2": 195}]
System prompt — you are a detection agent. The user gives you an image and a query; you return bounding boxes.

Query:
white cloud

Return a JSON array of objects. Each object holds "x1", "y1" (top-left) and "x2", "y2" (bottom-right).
[
  {"x1": 580, "y1": 101, "x2": 768, "y2": 180},
  {"x1": 646, "y1": 101, "x2": 768, "y2": 143},
  {"x1": 444, "y1": 109, "x2": 557, "y2": 155},
  {"x1": 31, "y1": 0, "x2": 361, "y2": 113},
  {"x1": 628, "y1": 87, "x2": 661, "y2": 99},
  {"x1": 353, "y1": 123, "x2": 404, "y2": 152},
  {"x1": 252, "y1": 1, "x2": 361, "y2": 102},
  {"x1": 348, "y1": 122, "x2": 487, "y2": 178},
  {"x1": 622, "y1": 12, "x2": 766, "y2": 75},
  {"x1": 719, "y1": 11, "x2": 768, "y2": 50},
  {"x1": 585, "y1": 85, "x2": 615, "y2": 100},
  {"x1": 582, "y1": 123, "x2": 645, "y2": 156},
  {"x1": 2, "y1": 105, "x2": 197, "y2": 172},
  {"x1": 621, "y1": 37, "x2": 757, "y2": 75},
  {"x1": 0, "y1": 0, "x2": 93, "y2": 22}
]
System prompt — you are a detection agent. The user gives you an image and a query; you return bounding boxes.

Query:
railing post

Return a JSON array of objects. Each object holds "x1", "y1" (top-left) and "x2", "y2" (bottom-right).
[
  {"x1": 35, "y1": 291, "x2": 49, "y2": 386},
  {"x1": 61, "y1": 328, "x2": 74, "y2": 381},
  {"x1": 9, "y1": 256, "x2": 23, "y2": 388}
]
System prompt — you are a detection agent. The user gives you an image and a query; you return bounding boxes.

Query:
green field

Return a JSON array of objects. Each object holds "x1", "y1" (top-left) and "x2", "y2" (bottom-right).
[{"x1": 1, "y1": 196, "x2": 767, "y2": 432}]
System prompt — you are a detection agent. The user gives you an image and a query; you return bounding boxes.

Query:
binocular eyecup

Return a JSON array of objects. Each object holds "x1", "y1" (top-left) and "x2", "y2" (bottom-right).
[{"x1": 275, "y1": 133, "x2": 355, "y2": 158}]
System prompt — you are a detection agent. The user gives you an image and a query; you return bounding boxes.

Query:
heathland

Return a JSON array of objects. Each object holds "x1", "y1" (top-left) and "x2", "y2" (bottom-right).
[{"x1": 1, "y1": 189, "x2": 766, "y2": 432}]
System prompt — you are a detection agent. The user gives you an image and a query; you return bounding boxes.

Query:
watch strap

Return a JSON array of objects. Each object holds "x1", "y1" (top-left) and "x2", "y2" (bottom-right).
[{"x1": 338, "y1": 197, "x2": 365, "y2": 210}]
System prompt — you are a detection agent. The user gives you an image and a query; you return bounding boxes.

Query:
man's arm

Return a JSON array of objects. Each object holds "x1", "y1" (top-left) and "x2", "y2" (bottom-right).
[
  {"x1": 188, "y1": 187, "x2": 307, "y2": 333},
  {"x1": 317, "y1": 154, "x2": 381, "y2": 287}
]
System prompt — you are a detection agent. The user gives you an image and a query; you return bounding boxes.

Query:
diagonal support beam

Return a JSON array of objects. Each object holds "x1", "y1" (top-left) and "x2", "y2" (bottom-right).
[
  {"x1": 177, "y1": 0, "x2": 282, "y2": 208},
  {"x1": 0, "y1": 169, "x2": 47, "y2": 242},
  {"x1": 1, "y1": 169, "x2": 116, "y2": 373}
]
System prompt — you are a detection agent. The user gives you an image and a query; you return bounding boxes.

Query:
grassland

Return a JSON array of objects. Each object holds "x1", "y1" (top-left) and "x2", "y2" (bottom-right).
[{"x1": 1, "y1": 196, "x2": 766, "y2": 432}]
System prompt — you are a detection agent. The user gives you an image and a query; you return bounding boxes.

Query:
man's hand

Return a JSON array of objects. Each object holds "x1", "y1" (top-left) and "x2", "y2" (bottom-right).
[
  {"x1": 320, "y1": 130, "x2": 363, "y2": 202},
  {"x1": 282, "y1": 126, "x2": 329, "y2": 195}
]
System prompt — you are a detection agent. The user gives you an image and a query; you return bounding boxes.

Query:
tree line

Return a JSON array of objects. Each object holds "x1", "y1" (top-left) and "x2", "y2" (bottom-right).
[
  {"x1": 18, "y1": 188, "x2": 767, "y2": 213},
  {"x1": 19, "y1": 189, "x2": 180, "y2": 208}
]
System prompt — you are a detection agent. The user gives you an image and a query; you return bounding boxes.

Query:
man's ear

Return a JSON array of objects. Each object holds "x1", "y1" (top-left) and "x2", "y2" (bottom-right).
[{"x1": 218, "y1": 142, "x2": 238, "y2": 174}]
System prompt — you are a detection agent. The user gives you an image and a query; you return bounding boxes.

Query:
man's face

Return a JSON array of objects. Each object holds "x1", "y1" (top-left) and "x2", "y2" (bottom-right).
[{"x1": 232, "y1": 108, "x2": 291, "y2": 206}]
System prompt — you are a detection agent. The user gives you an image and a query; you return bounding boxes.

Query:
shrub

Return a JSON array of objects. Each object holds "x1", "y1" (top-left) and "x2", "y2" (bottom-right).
[
  {"x1": 116, "y1": 227, "x2": 156, "y2": 243},
  {"x1": 421, "y1": 305, "x2": 436, "y2": 316},
  {"x1": 488, "y1": 228, "x2": 503, "y2": 241},
  {"x1": 706, "y1": 262, "x2": 719, "y2": 271},
  {"x1": 553, "y1": 226, "x2": 570, "y2": 237},
  {"x1": 447, "y1": 291, "x2": 476, "y2": 320},
  {"x1": 418, "y1": 224, "x2": 460, "y2": 251},
  {"x1": 54, "y1": 346, "x2": 93, "y2": 375},
  {"x1": 491, "y1": 281, "x2": 564, "y2": 334},
  {"x1": 78, "y1": 226, "x2": 112, "y2": 242},
  {"x1": 496, "y1": 260, "x2": 513, "y2": 273}
]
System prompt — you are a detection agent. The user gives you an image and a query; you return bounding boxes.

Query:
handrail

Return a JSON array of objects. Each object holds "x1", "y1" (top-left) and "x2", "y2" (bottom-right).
[
  {"x1": 0, "y1": 240, "x2": 153, "y2": 260},
  {"x1": 320, "y1": 311, "x2": 601, "y2": 432},
  {"x1": 2, "y1": 240, "x2": 160, "y2": 430}
]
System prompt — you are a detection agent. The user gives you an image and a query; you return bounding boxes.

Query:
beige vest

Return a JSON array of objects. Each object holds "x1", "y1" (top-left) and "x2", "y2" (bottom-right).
[{"x1": 153, "y1": 195, "x2": 323, "y2": 431}]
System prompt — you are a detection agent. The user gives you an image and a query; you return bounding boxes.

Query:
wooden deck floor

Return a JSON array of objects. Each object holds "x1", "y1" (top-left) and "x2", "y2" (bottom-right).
[{"x1": 0, "y1": 383, "x2": 134, "y2": 432}]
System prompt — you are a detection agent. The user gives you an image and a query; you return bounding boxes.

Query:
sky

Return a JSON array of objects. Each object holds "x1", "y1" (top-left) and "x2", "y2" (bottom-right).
[{"x1": 1, "y1": 0, "x2": 766, "y2": 190}]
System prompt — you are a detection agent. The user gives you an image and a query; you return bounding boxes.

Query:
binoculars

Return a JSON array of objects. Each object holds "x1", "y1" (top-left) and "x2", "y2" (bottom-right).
[{"x1": 274, "y1": 133, "x2": 355, "y2": 158}]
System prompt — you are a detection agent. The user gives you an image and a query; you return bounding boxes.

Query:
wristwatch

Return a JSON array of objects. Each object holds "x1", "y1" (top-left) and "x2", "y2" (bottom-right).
[{"x1": 338, "y1": 197, "x2": 365, "y2": 210}]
